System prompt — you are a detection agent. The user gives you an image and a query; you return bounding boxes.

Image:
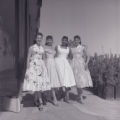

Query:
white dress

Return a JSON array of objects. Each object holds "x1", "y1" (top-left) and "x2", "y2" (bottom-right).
[
  {"x1": 45, "y1": 47, "x2": 61, "y2": 88},
  {"x1": 55, "y1": 45, "x2": 76, "y2": 88},
  {"x1": 23, "y1": 44, "x2": 51, "y2": 92},
  {"x1": 71, "y1": 45, "x2": 93, "y2": 88}
]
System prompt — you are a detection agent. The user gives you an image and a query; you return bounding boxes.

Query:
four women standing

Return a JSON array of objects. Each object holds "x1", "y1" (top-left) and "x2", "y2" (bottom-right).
[{"x1": 23, "y1": 32, "x2": 93, "y2": 110}]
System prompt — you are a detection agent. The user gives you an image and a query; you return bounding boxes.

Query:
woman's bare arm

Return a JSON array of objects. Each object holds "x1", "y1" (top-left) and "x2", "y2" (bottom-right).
[
  {"x1": 54, "y1": 46, "x2": 58, "y2": 58},
  {"x1": 26, "y1": 47, "x2": 32, "y2": 69},
  {"x1": 68, "y1": 47, "x2": 73, "y2": 60},
  {"x1": 83, "y1": 45, "x2": 90, "y2": 70}
]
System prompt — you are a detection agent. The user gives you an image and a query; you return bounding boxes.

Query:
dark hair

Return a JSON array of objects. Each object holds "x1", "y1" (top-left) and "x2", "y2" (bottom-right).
[
  {"x1": 74, "y1": 35, "x2": 81, "y2": 44},
  {"x1": 46, "y1": 35, "x2": 53, "y2": 40},
  {"x1": 61, "y1": 36, "x2": 69, "y2": 47},
  {"x1": 33, "y1": 32, "x2": 43, "y2": 44},
  {"x1": 45, "y1": 35, "x2": 53, "y2": 45},
  {"x1": 74, "y1": 35, "x2": 81, "y2": 40},
  {"x1": 62, "y1": 36, "x2": 68, "y2": 41},
  {"x1": 37, "y1": 32, "x2": 43, "y2": 37}
]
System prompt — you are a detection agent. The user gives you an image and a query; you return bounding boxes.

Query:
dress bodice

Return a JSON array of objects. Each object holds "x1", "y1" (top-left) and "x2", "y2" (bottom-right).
[
  {"x1": 30, "y1": 44, "x2": 44, "y2": 60},
  {"x1": 71, "y1": 45, "x2": 84, "y2": 60},
  {"x1": 45, "y1": 47, "x2": 56, "y2": 59},
  {"x1": 57, "y1": 45, "x2": 69, "y2": 58}
]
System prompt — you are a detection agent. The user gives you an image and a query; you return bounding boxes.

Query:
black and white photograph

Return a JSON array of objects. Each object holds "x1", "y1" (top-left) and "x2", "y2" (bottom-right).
[{"x1": 0, "y1": 0, "x2": 120, "y2": 120}]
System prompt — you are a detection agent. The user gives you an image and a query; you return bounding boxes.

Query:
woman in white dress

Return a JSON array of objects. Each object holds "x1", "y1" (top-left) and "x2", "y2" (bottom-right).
[
  {"x1": 44, "y1": 35, "x2": 61, "y2": 105},
  {"x1": 23, "y1": 32, "x2": 51, "y2": 110},
  {"x1": 55, "y1": 36, "x2": 76, "y2": 103},
  {"x1": 70, "y1": 35, "x2": 93, "y2": 103}
]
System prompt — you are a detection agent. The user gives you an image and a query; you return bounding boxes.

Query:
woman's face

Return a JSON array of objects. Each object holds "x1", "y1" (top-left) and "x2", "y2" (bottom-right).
[
  {"x1": 36, "y1": 34, "x2": 43, "y2": 46},
  {"x1": 46, "y1": 38, "x2": 53, "y2": 46},
  {"x1": 74, "y1": 38, "x2": 81, "y2": 46},
  {"x1": 61, "y1": 38, "x2": 68, "y2": 47}
]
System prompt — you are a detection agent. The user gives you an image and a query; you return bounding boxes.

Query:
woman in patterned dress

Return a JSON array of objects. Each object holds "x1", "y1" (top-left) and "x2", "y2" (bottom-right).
[
  {"x1": 23, "y1": 32, "x2": 51, "y2": 110},
  {"x1": 55, "y1": 36, "x2": 76, "y2": 103},
  {"x1": 70, "y1": 35, "x2": 93, "y2": 103},
  {"x1": 44, "y1": 35, "x2": 61, "y2": 106}
]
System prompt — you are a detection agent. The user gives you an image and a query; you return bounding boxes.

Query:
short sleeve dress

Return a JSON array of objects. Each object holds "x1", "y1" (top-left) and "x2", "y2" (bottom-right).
[
  {"x1": 71, "y1": 45, "x2": 93, "y2": 88},
  {"x1": 23, "y1": 44, "x2": 51, "y2": 92}
]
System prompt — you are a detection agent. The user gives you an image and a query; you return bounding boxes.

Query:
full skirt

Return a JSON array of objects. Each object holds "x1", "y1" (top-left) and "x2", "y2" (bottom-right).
[
  {"x1": 23, "y1": 59, "x2": 51, "y2": 92},
  {"x1": 71, "y1": 58, "x2": 93, "y2": 88},
  {"x1": 45, "y1": 58, "x2": 61, "y2": 88},
  {"x1": 55, "y1": 57, "x2": 76, "y2": 88}
]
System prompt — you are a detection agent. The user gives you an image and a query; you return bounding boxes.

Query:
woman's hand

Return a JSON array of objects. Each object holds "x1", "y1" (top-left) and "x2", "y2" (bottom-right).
[
  {"x1": 25, "y1": 74, "x2": 29, "y2": 80},
  {"x1": 85, "y1": 63, "x2": 88, "y2": 70}
]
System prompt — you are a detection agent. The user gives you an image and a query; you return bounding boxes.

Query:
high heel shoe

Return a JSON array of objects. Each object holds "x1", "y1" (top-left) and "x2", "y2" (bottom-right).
[
  {"x1": 52, "y1": 100, "x2": 59, "y2": 106},
  {"x1": 38, "y1": 106, "x2": 43, "y2": 111},
  {"x1": 63, "y1": 96, "x2": 71, "y2": 104},
  {"x1": 82, "y1": 95, "x2": 87, "y2": 100},
  {"x1": 38, "y1": 104, "x2": 43, "y2": 111},
  {"x1": 77, "y1": 96, "x2": 84, "y2": 104},
  {"x1": 77, "y1": 99, "x2": 84, "y2": 104}
]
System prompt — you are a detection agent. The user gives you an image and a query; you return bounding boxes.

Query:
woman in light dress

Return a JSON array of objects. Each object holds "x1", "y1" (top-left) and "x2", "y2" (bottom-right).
[
  {"x1": 23, "y1": 32, "x2": 51, "y2": 110},
  {"x1": 70, "y1": 35, "x2": 93, "y2": 103},
  {"x1": 55, "y1": 36, "x2": 76, "y2": 103},
  {"x1": 44, "y1": 35, "x2": 61, "y2": 106}
]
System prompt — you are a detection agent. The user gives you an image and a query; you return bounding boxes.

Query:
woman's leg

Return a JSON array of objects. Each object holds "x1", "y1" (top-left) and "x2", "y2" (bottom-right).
[
  {"x1": 42, "y1": 92, "x2": 47, "y2": 105},
  {"x1": 34, "y1": 91, "x2": 43, "y2": 110},
  {"x1": 77, "y1": 87, "x2": 84, "y2": 104},
  {"x1": 61, "y1": 86, "x2": 66, "y2": 99},
  {"x1": 38, "y1": 91, "x2": 44, "y2": 111},
  {"x1": 64, "y1": 87, "x2": 71, "y2": 103},
  {"x1": 52, "y1": 88, "x2": 58, "y2": 106},
  {"x1": 34, "y1": 91, "x2": 39, "y2": 107}
]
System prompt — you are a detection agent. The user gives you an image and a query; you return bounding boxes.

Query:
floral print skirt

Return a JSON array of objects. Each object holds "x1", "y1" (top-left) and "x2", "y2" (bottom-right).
[{"x1": 23, "y1": 59, "x2": 51, "y2": 92}]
